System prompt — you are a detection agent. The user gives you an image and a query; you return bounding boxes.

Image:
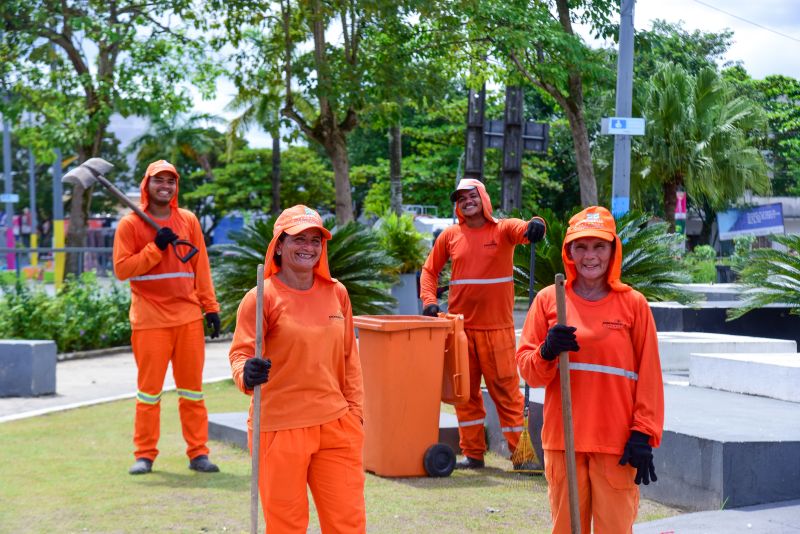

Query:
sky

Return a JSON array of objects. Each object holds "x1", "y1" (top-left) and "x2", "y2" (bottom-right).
[{"x1": 167, "y1": 0, "x2": 800, "y2": 150}]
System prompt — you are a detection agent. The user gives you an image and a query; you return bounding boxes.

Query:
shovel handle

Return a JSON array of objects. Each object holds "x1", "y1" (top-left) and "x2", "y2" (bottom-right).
[
  {"x1": 555, "y1": 273, "x2": 581, "y2": 534},
  {"x1": 251, "y1": 264, "x2": 265, "y2": 534},
  {"x1": 171, "y1": 239, "x2": 199, "y2": 263}
]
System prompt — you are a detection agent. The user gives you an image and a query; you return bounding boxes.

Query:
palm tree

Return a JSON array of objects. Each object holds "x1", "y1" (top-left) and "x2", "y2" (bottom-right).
[
  {"x1": 211, "y1": 217, "x2": 400, "y2": 328},
  {"x1": 641, "y1": 64, "x2": 770, "y2": 232},
  {"x1": 728, "y1": 234, "x2": 800, "y2": 320}
]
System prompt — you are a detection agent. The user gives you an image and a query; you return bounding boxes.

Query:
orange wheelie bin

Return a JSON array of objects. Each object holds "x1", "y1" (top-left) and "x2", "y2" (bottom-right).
[{"x1": 354, "y1": 314, "x2": 468, "y2": 477}]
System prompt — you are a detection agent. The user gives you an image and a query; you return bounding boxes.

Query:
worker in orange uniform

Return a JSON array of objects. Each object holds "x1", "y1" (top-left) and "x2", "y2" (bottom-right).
[
  {"x1": 516, "y1": 206, "x2": 664, "y2": 533},
  {"x1": 229, "y1": 205, "x2": 366, "y2": 533},
  {"x1": 113, "y1": 160, "x2": 222, "y2": 476},
  {"x1": 420, "y1": 178, "x2": 546, "y2": 469}
]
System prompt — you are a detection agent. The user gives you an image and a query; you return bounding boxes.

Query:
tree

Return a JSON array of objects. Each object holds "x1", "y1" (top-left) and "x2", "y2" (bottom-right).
[
  {"x1": 1, "y1": 0, "x2": 216, "y2": 273},
  {"x1": 641, "y1": 64, "x2": 770, "y2": 232}
]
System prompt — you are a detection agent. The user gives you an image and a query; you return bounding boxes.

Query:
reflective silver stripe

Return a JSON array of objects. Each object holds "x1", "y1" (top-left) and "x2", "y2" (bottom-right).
[
  {"x1": 177, "y1": 389, "x2": 204, "y2": 401},
  {"x1": 569, "y1": 362, "x2": 638, "y2": 381},
  {"x1": 459, "y1": 418, "x2": 485, "y2": 428},
  {"x1": 137, "y1": 391, "x2": 162, "y2": 404},
  {"x1": 450, "y1": 276, "x2": 514, "y2": 286},
  {"x1": 130, "y1": 272, "x2": 195, "y2": 281},
  {"x1": 501, "y1": 426, "x2": 525, "y2": 433}
]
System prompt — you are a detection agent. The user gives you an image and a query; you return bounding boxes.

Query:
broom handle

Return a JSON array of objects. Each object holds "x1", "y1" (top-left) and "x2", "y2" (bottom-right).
[
  {"x1": 555, "y1": 274, "x2": 581, "y2": 534},
  {"x1": 523, "y1": 241, "x2": 536, "y2": 418},
  {"x1": 251, "y1": 264, "x2": 265, "y2": 534}
]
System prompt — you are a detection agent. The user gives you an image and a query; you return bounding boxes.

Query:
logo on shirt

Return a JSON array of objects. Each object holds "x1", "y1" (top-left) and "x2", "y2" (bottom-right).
[
  {"x1": 329, "y1": 312, "x2": 344, "y2": 321},
  {"x1": 483, "y1": 239, "x2": 498, "y2": 249},
  {"x1": 602, "y1": 319, "x2": 629, "y2": 330}
]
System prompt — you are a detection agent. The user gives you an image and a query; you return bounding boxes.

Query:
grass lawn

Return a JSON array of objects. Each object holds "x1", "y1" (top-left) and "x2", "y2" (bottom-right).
[{"x1": 0, "y1": 380, "x2": 681, "y2": 533}]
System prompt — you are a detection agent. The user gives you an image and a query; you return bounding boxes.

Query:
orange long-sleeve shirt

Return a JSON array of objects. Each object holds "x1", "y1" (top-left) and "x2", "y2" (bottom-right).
[
  {"x1": 516, "y1": 285, "x2": 664, "y2": 454},
  {"x1": 228, "y1": 275, "x2": 364, "y2": 432},
  {"x1": 419, "y1": 219, "x2": 528, "y2": 329},
  {"x1": 112, "y1": 208, "x2": 219, "y2": 330}
]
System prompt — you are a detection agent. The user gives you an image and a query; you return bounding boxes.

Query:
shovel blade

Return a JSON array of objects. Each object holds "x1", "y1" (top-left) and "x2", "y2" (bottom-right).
[{"x1": 61, "y1": 157, "x2": 115, "y2": 188}]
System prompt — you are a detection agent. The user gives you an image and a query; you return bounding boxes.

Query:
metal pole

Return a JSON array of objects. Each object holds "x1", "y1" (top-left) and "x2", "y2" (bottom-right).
[
  {"x1": 464, "y1": 84, "x2": 486, "y2": 182},
  {"x1": 53, "y1": 148, "x2": 65, "y2": 287},
  {"x1": 3, "y1": 98, "x2": 14, "y2": 271},
  {"x1": 610, "y1": 0, "x2": 635, "y2": 218},
  {"x1": 29, "y1": 143, "x2": 38, "y2": 267},
  {"x1": 502, "y1": 86, "x2": 524, "y2": 212}
]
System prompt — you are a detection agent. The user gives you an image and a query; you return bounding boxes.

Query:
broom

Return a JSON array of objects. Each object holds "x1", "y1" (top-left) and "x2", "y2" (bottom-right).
[{"x1": 511, "y1": 239, "x2": 544, "y2": 474}]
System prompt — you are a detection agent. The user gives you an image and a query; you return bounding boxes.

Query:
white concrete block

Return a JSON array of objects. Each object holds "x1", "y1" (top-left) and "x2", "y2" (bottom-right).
[
  {"x1": 657, "y1": 332, "x2": 797, "y2": 371},
  {"x1": 690, "y1": 353, "x2": 800, "y2": 403}
]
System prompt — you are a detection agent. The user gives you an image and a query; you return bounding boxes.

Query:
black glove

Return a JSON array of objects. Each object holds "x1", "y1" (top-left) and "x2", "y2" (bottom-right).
[
  {"x1": 619, "y1": 430, "x2": 657, "y2": 485},
  {"x1": 205, "y1": 312, "x2": 221, "y2": 339},
  {"x1": 154, "y1": 227, "x2": 179, "y2": 250},
  {"x1": 540, "y1": 324, "x2": 579, "y2": 361},
  {"x1": 422, "y1": 304, "x2": 440, "y2": 317},
  {"x1": 526, "y1": 218, "x2": 546, "y2": 243},
  {"x1": 243, "y1": 358, "x2": 271, "y2": 389}
]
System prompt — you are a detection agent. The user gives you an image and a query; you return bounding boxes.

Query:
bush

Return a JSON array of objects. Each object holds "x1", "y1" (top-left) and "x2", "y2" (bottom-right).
[
  {"x1": 375, "y1": 211, "x2": 427, "y2": 274},
  {"x1": 0, "y1": 272, "x2": 132, "y2": 352},
  {"x1": 684, "y1": 245, "x2": 717, "y2": 283},
  {"x1": 731, "y1": 235, "x2": 756, "y2": 273}
]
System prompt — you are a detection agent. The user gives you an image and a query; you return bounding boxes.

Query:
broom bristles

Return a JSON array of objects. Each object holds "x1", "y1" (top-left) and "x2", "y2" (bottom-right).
[{"x1": 511, "y1": 417, "x2": 543, "y2": 474}]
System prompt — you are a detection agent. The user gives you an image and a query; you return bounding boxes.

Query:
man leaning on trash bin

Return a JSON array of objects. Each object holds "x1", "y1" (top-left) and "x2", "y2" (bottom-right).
[
  {"x1": 419, "y1": 178, "x2": 546, "y2": 469},
  {"x1": 113, "y1": 159, "x2": 222, "y2": 475}
]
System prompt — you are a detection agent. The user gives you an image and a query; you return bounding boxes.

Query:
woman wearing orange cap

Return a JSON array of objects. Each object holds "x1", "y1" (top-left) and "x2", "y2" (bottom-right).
[
  {"x1": 516, "y1": 206, "x2": 664, "y2": 533},
  {"x1": 228, "y1": 205, "x2": 365, "y2": 533}
]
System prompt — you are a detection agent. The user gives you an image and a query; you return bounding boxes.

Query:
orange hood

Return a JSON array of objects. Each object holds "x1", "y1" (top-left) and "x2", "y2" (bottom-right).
[
  {"x1": 561, "y1": 206, "x2": 630, "y2": 293},
  {"x1": 451, "y1": 178, "x2": 498, "y2": 225},
  {"x1": 140, "y1": 160, "x2": 180, "y2": 212},
  {"x1": 264, "y1": 205, "x2": 333, "y2": 282}
]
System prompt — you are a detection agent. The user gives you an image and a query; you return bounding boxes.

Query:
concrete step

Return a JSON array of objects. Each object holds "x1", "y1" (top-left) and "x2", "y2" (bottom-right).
[
  {"x1": 483, "y1": 383, "x2": 800, "y2": 511},
  {"x1": 657, "y1": 331, "x2": 796, "y2": 371},
  {"x1": 209, "y1": 411, "x2": 461, "y2": 458},
  {"x1": 690, "y1": 353, "x2": 800, "y2": 403}
]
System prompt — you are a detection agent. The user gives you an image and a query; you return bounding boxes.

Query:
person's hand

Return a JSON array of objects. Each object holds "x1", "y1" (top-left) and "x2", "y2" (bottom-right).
[
  {"x1": 243, "y1": 358, "x2": 271, "y2": 389},
  {"x1": 422, "y1": 304, "x2": 440, "y2": 317},
  {"x1": 540, "y1": 324, "x2": 579, "y2": 361},
  {"x1": 619, "y1": 431, "x2": 657, "y2": 485},
  {"x1": 205, "y1": 312, "x2": 221, "y2": 339},
  {"x1": 526, "y1": 218, "x2": 546, "y2": 243},
  {"x1": 155, "y1": 227, "x2": 179, "y2": 250}
]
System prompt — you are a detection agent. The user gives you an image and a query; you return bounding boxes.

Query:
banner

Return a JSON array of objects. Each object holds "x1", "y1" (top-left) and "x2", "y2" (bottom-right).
[
  {"x1": 717, "y1": 203, "x2": 785, "y2": 241},
  {"x1": 674, "y1": 191, "x2": 687, "y2": 235}
]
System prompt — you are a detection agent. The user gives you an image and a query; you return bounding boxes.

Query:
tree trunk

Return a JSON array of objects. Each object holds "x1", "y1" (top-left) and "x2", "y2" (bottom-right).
[
  {"x1": 271, "y1": 132, "x2": 281, "y2": 215},
  {"x1": 563, "y1": 105, "x2": 598, "y2": 207},
  {"x1": 389, "y1": 121, "x2": 403, "y2": 216},
  {"x1": 324, "y1": 133, "x2": 354, "y2": 224},
  {"x1": 65, "y1": 145, "x2": 94, "y2": 275},
  {"x1": 662, "y1": 177, "x2": 679, "y2": 232}
]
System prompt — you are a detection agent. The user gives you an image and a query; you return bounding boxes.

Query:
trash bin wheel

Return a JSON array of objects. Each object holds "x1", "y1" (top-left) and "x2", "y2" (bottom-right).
[{"x1": 423, "y1": 443, "x2": 456, "y2": 477}]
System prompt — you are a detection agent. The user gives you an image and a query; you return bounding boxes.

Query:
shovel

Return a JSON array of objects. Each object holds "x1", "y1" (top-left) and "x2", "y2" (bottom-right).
[{"x1": 62, "y1": 157, "x2": 198, "y2": 263}]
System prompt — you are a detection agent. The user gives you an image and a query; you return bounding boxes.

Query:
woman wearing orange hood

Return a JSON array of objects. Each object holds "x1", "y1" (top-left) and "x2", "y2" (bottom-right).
[
  {"x1": 516, "y1": 206, "x2": 664, "y2": 533},
  {"x1": 228, "y1": 205, "x2": 365, "y2": 533}
]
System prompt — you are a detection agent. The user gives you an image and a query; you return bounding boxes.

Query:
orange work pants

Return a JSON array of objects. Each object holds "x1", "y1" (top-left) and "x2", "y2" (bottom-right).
[
  {"x1": 249, "y1": 412, "x2": 366, "y2": 534},
  {"x1": 131, "y1": 319, "x2": 209, "y2": 461},
  {"x1": 455, "y1": 327, "x2": 525, "y2": 460},
  {"x1": 544, "y1": 449, "x2": 639, "y2": 534}
]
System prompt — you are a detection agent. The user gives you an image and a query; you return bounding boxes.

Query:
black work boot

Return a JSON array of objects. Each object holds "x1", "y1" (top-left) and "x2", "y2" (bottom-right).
[
  {"x1": 189, "y1": 455, "x2": 220, "y2": 473},
  {"x1": 455, "y1": 456, "x2": 485, "y2": 469},
  {"x1": 129, "y1": 458, "x2": 153, "y2": 475}
]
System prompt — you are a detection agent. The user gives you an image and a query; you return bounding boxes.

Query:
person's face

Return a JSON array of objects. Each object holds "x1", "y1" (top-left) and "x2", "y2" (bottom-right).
[
  {"x1": 276, "y1": 228, "x2": 323, "y2": 274},
  {"x1": 147, "y1": 172, "x2": 177, "y2": 207},
  {"x1": 569, "y1": 237, "x2": 613, "y2": 283},
  {"x1": 456, "y1": 188, "x2": 482, "y2": 218}
]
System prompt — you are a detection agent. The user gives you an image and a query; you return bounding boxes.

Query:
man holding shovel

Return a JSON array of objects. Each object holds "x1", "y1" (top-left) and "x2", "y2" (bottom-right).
[
  {"x1": 516, "y1": 206, "x2": 664, "y2": 533},
  {"x1": 420, "y1": 178, "x2": 546, "y2": 469},
  {"x1": 113, "y1": 159, "x2": 222, "y2": 475}
]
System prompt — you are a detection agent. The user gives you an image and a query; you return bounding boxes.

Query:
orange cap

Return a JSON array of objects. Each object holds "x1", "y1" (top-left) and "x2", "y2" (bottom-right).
[
  {"x1": 263, "y1": 205, "x2": 333, "y2": 281},
  {"x1": 145, "y1": 160, "x2": 180, "y2": 180},
  {"x1": 564, "y1": 206, "x2": 617, "y2": 245}
]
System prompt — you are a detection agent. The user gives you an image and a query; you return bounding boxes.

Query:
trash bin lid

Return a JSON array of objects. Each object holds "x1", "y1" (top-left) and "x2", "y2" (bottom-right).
[{"x1": 353, "y1": 315, "x2": 453, "y2": 332}]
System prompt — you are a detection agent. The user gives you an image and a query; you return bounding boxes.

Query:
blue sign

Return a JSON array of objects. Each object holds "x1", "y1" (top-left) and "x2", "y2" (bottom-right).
[
  {"x1": 717, "y1": 203, "x2": 785, "y2": 240},
  {"x1": 212, "y1": 215, "x2": 245, "y2": 245}
]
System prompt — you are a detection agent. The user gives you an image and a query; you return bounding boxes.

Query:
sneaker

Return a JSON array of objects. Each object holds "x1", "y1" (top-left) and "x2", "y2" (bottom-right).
[
  {"x1": 129, "y1": 458, "x2": 153, "y2": 475},
  {"x1": 455, "y1": 456, "x2": 485, "y2": 469},
  {"x1": 189, "y1": 455, "x2": 220, "y2": 473}
]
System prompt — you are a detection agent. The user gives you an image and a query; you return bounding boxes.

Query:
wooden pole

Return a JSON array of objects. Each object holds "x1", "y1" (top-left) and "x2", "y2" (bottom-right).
[
  {"x1": 251, "y1": 264, "x2": 265, "y2": 534},
  {"x1": 555, "y1": 273, "x2": 581, "y2": 534}
]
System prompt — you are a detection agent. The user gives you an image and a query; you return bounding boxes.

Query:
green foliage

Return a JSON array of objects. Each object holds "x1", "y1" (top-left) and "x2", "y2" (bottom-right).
[
  {"x1": 683, "y1": 245, "x2": 717, "y2": 283},
  {"x1": 731, "y1": 235, "x2": 756, "y2": 273},
  {"x1": 0, "y1": 273, "x2": 131, "y2": 352},
  {"x1": 375, "y1": 212, "x2": 427, "y2": 274},
  {"x1": 514, "y1": 209, "x2": 695, "y2": 303},
  {"x1": 728, "y1": 234, "x2": 800, "y2": 320},
  {"x1": 211, "y1": 217, "x2": 399, "y2": 326}
]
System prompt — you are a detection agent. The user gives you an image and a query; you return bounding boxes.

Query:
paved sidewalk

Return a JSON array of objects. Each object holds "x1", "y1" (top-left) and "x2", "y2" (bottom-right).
[
  {"x1": 635, "y1": 499, "x2": 800, "y2": 533},
  {"x1": 0, "y1": 339, "x2": 234, "y2": 424}
]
